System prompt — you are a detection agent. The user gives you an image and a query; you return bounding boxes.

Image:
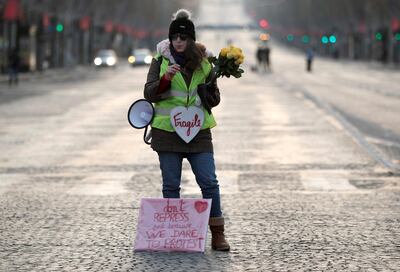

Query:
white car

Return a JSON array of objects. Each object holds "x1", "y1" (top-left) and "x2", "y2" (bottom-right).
[
  {"x1": 94, "y1": 49, "x2": 118, "y2": 67},
  {"x1": 128, "y1": 48, "x2": 152, "y2": 66}
]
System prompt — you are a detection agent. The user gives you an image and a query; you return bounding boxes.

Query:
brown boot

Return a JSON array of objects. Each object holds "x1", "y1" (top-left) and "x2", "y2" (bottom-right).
[{"x1": 209, "y1": 217, "x2": 230, "y2": 251}]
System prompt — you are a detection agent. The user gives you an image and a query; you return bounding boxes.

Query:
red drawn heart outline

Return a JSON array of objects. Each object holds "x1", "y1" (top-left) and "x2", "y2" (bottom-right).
[{"x1": 194, "y1": 201, "x2": 208, "y2": 213}]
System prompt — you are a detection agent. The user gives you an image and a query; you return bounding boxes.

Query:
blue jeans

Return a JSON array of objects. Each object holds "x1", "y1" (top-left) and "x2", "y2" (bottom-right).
[{"x1": 157, "y1": 152, "x2": 222, "y2": 218}]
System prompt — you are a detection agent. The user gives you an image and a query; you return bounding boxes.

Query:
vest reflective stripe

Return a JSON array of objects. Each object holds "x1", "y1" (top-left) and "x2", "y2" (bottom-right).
[
  {"x1": 155, "y1": 108, "x2": 174, "y2": 116},
  {"x1": 160, "y1": 88, "x2": 198, "y2": 99},
  {"x1": 155, "y1": 104, "x2": 203, "y2": 116},
  {"x1": 152, "y1": 56, "x2": 216, "y2": 132}
]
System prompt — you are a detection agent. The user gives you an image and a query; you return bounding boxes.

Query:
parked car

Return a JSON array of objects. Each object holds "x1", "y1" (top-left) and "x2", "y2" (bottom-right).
[
  {"x1": 94, "y1": 49, "x2": 118, "y2": 67},
  {"x1": 128, "y1": 48, "x2": 152, "y2": 66}
]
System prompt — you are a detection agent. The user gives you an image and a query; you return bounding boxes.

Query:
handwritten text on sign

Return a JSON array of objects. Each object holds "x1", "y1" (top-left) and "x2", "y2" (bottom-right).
[
  {"x1": 170, "y1": 106, "x2": 204, "y2": 143},
  {"x1": 134, "y1": 198, "x2": 211, "y2": 252}
]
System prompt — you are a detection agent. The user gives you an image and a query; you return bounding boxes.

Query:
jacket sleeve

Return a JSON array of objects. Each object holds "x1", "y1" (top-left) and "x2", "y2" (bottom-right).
[
  {"x1": 205, "y1": 70, "x2": 221, "y2": 108},
  {"x1": 144, "y1": 58, "x2": 170, "y2": 103}
]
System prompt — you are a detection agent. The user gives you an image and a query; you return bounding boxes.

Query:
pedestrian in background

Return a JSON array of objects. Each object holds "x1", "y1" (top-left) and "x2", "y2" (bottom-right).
[
  {"x1": 256, "y1": 43, "x2": 271, "y2": 72},
  {"x1": 306, "y1": 47, "x2": 314, "y2": 72},
  {"x1": 143, "y1": 8, "x2": 230, "y2": 251},
  {"x1": 8, "y1": 49, "x2": 20, "y2": 86}
]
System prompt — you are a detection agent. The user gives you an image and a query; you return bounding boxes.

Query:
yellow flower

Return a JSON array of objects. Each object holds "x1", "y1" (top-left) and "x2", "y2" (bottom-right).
[
  {"x1": 220, "y1": 47, "x2": 229, "y2": 57},
  {"x1": 226, "y1": 53, "x2": 234, "y2": 59},
  {"x1": 235, "y1": 58, "x2": 244, "y2": 65},
  {"x1": 231, "y1": 48, "x2": 241, "y2": 59}
]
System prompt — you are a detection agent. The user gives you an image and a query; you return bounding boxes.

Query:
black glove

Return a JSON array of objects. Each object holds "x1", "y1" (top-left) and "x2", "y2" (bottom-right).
[{"x1": 197, "y1": 83, "x2": 212, "y2": 114}]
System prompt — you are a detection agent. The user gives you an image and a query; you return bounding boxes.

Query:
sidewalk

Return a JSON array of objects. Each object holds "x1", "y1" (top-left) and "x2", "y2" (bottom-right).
[{"x1": 0, "y1": 65, "x2": 97, "y2": 85}]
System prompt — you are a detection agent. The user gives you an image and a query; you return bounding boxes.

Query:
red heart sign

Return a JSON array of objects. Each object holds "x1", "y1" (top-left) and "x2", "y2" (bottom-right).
[{"x1": 194, "y1": 201, "x2": 208, "y2": 213}]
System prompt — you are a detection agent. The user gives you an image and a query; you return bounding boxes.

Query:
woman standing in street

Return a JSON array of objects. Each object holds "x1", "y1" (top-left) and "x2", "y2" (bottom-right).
[{"x1": 143, "y1": 9, "x2": 230, "y2": 251}]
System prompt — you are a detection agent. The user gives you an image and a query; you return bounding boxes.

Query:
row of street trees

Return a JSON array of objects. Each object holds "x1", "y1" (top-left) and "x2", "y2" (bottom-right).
[
  {"x1": 247, "y1": 0, "x2": 400, "y2": 63},
  {"x1": 0, "y1": 0, "x2": 199, "y2": 73}
]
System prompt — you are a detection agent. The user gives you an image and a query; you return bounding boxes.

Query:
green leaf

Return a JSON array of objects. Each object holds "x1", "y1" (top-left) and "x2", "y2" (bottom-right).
[
  {"x1": 208, "y1": 56, "x2": 216, "y2": 64},
  {"x1": 233, "y1": 71, "x2": 242, "y2": 78}
]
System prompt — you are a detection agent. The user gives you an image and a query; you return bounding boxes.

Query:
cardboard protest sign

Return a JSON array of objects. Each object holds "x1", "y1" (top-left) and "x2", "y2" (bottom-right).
[{"x1": 134, "y1": 198, "x2": 211, "y2": 252}]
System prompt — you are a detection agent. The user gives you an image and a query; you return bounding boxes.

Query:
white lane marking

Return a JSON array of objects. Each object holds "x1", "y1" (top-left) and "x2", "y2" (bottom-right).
[
  {"x1": 67, "y1": 172, "x2": 129, "y2": 195},
  {"x1": 0, "y1": 174, "x2": 25, "y2": 194},
  {"x1": 302, "y1": 178, "x2": 355, "y2": 191},
  {"x1": 366, "y1": 137, "x2": 400, "y2": 149},
  {"x1": 301, "y1": 172, "x2": 356, "y2": 191}
]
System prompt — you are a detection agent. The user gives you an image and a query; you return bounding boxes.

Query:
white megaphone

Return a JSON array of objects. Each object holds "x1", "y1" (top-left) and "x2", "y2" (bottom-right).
[{"x1": 127, "y1": 99, "x2": 154, "y2": 145}]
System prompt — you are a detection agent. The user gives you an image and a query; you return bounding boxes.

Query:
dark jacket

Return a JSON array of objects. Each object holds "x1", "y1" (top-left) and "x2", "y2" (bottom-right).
[
  {"x1": 143, "y1": 42, "x2": 220, "y2": 153},
  {"x1": 8, "y1": 51, "x2": 20, "y2": 70}
]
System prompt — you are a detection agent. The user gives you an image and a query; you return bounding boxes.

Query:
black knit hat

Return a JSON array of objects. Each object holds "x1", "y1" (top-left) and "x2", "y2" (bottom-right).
[{"x1": 169, "y1": 9, "x2": 196, "y2": 41}]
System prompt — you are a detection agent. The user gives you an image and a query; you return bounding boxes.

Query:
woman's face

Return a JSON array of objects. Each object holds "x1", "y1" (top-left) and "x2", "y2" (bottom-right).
[{"x1": 171, "y1": 34, "x2": 188, "y2": 53}]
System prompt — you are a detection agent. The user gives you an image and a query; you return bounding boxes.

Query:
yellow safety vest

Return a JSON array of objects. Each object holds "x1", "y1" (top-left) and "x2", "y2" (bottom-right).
[{"x1": 151, "y1": 55, "x2": 217, "y2": 132}]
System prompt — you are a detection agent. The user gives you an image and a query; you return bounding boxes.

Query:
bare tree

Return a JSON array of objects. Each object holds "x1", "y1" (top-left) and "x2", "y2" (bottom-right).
[{"x1": 247, "y1": 0, "x2": 400, "y2": 62}]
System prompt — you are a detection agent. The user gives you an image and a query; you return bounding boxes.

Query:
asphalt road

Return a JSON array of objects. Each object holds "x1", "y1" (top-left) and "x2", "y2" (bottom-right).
[{"x1": 0, "y1": 45, "x2": 399, "y2": 271}]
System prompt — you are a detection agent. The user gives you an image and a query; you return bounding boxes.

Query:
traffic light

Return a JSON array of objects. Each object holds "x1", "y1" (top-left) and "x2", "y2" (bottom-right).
[
  {"x1": 259, "y1": 33, "x2": 270, "y2": 41},
  {"x1": 321, "y1": 36, "x2": 329, "y2": 44},
  {"x1": 395, "y1": 33, "x2": 400, "y2": 41},
  {"x1": 287, "y1": 34, "x2": 294, "y2": 42},
  {"x1": 56, "y1": 23, "x2": 64, "y2": 32},
  {"x1": 375, "y1": 32, "x2": 383, "y2": 41},
  {"x1": 259, "y1": 19, "x2": 269, "y2": 29},
  {"x1": 329, "y1": 35, "x2": 337, "y2": 44},
  {"x1": 302, "y1": 35, "x2": 310, "y2": 44}
]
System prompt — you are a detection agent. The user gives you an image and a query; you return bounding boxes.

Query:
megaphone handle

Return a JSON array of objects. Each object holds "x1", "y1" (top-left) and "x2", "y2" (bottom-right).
[{"x1": 143, "y1": 126, "x2": 152, "y2": 145}]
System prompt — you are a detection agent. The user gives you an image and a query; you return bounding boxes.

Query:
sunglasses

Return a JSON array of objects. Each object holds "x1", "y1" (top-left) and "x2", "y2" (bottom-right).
[{"x1": 171, "y1": 34, "x2": 188, "y2": 41}]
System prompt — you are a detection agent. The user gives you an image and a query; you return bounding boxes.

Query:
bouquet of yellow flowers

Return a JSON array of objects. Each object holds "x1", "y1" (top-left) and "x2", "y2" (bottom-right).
[
  {"x1": 198, "y1": 45, "x2": 245, "y2": 114},
  {"x1": 208, "y1": 45, "x2": 245, "y2": 83}
]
